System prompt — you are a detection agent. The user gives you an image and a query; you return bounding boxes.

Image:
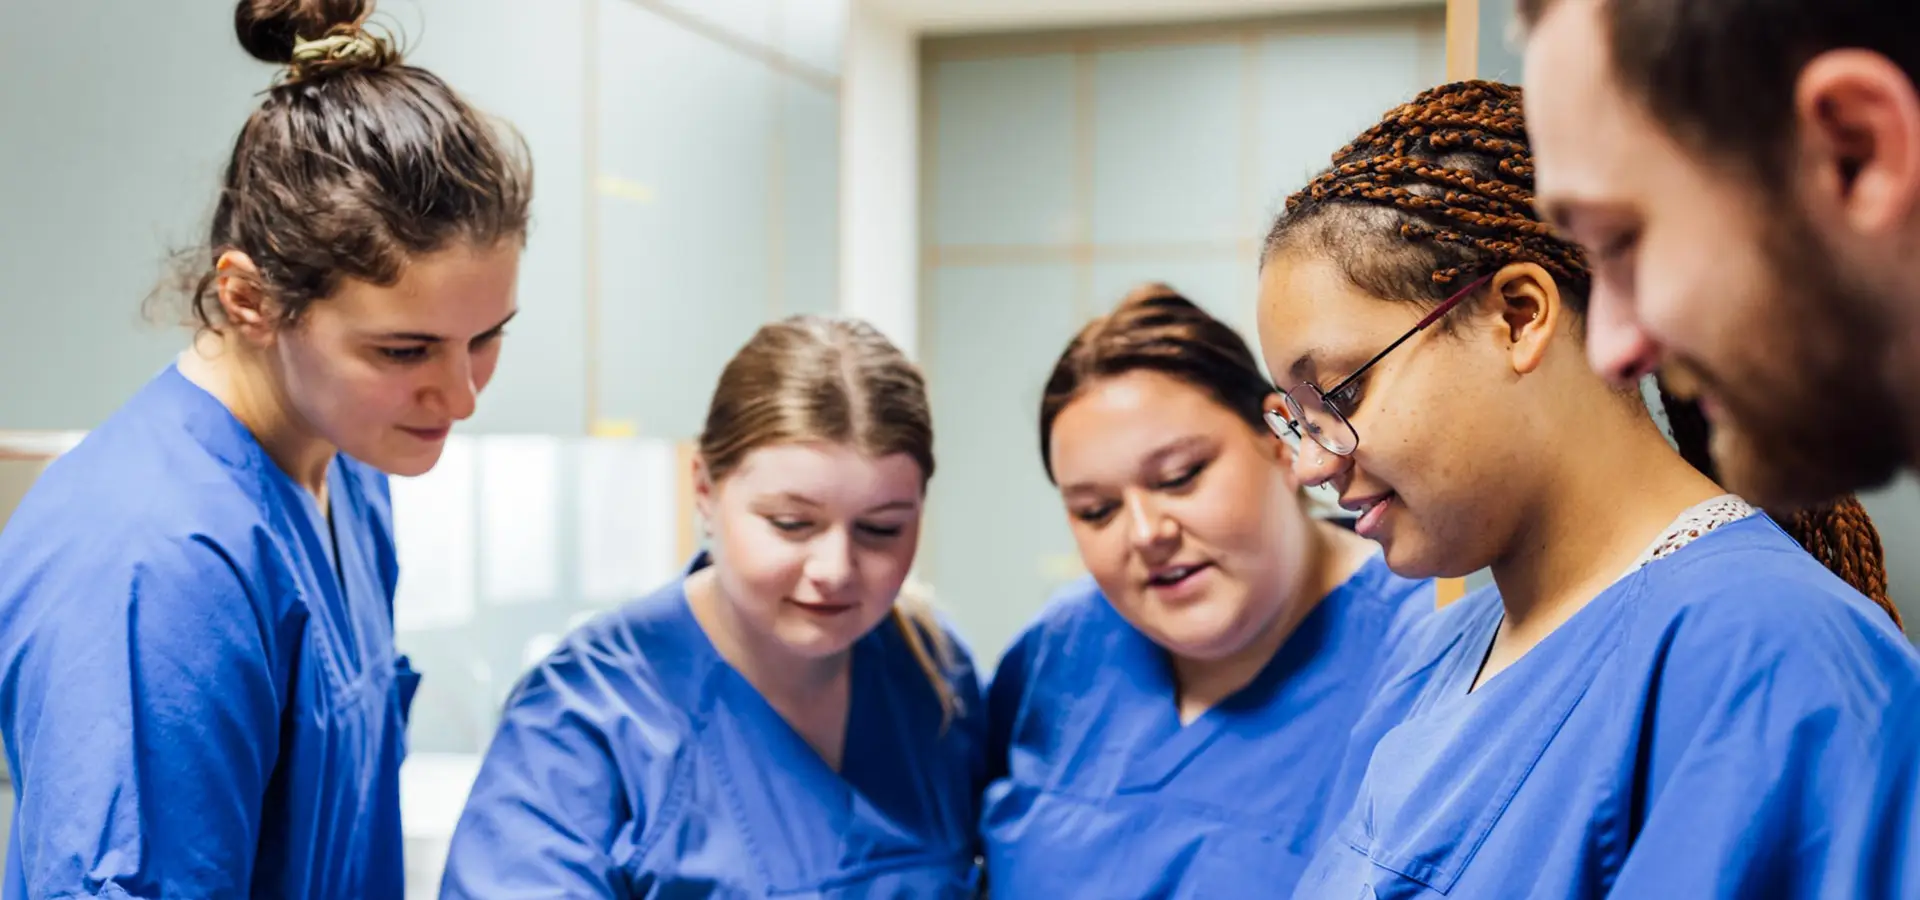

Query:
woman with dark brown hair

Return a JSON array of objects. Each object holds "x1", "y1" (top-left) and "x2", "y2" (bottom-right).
[
  {"x1": 1255, "y1": 80, "x2": 1920, "y2": 899},
  {"x1": 979, "y1": 285, "x2": 1434, "y2": 897},
  {"x1": 442, "y1": 316, "x2": 986, "y2": 898},
  {"x1": 0, "y1": 1, "x2": 530, "y2": 896}
]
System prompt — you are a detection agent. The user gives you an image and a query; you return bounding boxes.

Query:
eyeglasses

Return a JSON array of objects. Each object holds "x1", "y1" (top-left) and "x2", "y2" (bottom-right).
[{"x1": 1265, "y1": 272, "x2": 1497, "y2": 457}]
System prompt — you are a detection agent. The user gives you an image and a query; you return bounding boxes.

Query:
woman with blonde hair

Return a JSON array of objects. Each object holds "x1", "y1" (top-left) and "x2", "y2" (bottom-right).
[{"x1": 441, "y1": 316, "x2": 986, "y2": 897}]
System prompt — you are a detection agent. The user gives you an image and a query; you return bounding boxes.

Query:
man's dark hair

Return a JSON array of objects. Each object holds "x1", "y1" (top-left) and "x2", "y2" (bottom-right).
[{"x1": 1516, "y1": 0, "x2": 1920, "y2": 181}]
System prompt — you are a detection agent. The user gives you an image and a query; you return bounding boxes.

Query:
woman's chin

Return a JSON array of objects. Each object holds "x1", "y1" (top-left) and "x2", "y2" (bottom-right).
[
  {"x1": 342, "y1": 430, "x2": 448, "y2": 478},
  {"x1": 1380, "y1": 532, "x2": 1476, "y2": 582},
  {"x1": 1140, "y1": 605, "x2": 1253, "y2": 662},
  {"x1": 771, "y1": 608, "x2": 880, "y2": 659}
]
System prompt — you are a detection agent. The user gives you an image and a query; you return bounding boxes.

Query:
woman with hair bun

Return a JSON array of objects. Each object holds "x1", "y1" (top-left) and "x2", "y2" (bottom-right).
[{"x1": 0, "y1": 1, "x2": 532, "y2": 896}]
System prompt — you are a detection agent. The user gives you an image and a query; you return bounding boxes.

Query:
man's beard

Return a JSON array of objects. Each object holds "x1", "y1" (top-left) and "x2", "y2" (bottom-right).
[{"x1": 1667, "y1": 212, "x2": 1906, "y2": 509}]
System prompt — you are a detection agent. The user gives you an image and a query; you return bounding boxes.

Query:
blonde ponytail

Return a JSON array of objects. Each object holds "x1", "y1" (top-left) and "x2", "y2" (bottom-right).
[{"x1": 890, "y1": 579, "x2": 961, "y2": 729}]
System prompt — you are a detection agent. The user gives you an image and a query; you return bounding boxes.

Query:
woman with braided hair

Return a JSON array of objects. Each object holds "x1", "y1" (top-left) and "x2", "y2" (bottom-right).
[{"x1": 1254, "y1": 80, "x2": 1920, "y2": 899}]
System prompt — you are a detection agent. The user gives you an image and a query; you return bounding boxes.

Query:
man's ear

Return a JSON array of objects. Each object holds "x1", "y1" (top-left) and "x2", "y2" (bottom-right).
[{"x1": 1795, "y1": 49, "x2": 1920, "y2": 236}]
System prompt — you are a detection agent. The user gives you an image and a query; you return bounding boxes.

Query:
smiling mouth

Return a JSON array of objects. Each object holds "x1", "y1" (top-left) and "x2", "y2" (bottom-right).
[
  {"x1": 1342, "y1": 493, "x2": 1395, "y2": 537},
  {"x1": 1343, "y1": 494, "x2": 1388, "y2": 517},
  {"x1": 1146, "y1": 562, "x2": 1210, "y2": 588}
]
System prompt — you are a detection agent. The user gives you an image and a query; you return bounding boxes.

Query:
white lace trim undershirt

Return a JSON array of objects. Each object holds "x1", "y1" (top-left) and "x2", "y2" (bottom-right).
[{"x1": 1624, "y1": 493, "x2": 1758, "y2": 575}]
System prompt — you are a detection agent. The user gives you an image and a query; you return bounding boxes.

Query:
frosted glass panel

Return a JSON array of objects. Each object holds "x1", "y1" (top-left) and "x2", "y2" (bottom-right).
[
  {"x1": 925, "y1": 264, "x2": 1083, "y2": 668},
  {"x1": 402, "y1": 0, "x2": 591, "y2": 434},
  {"x1": 657, "y1": 0, "x2": 775, "y2": 46},
  {"x1": 478, "y1": 437, "x2": 565, "y2": 604},
  {"x1": 1478, "y1": 2, "x2": 1525, "y2": 84},
  {"x1": 596, "y1": 0, "x2": 774, "y2": 438},
  {"x1": 1256, "y1": 20, "x2": 1446, "y2": 227},
  {"x1": 0, "y1": 1, "x2": 261, "y2": 428},
  {"x1": 780, "y1": 0, "x2": 847, "y2": 74},
  {"x1": 392, "y1": 442, "x2": 479, "y2": 633},
  {"x1": 931, "y1": 55, "x2": 1079, "y2": 248},
  {"x1": 394, "y1": 434, "x2": 684, "y2": 758},
  {"x1": 780, "y1": 79, "x2": 840, "y2": 317},
  {"x1": 1091, "y1": 43, "x2": 1246, "y2": 245},
  {"x1": 576, "y1": 440, "x2": 681, "y2": 605}
]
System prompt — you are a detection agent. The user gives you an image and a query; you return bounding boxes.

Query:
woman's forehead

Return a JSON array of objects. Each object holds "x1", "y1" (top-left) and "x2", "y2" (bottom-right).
[
  {"x1": 725, "y1": 443, "x2": 924, "y2": 508},
  {"x1": 1258, "y1": 254, "x2": 1405, "y2": 380}
]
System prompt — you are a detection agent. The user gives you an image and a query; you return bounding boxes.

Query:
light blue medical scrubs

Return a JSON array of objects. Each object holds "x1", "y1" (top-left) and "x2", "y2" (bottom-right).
[
  {"x1": 439, "y1": 556, "x2": 987, "y2": 898},
  {"x1": 1292, "y1": 514, "x2": 1920, "y2": 899},
  {"x1": 981, "y1": 555, "x2": 1433, "y2": 898},
  {"x1": 0, "y1": 364, "x2": 419, "y2": 898}
]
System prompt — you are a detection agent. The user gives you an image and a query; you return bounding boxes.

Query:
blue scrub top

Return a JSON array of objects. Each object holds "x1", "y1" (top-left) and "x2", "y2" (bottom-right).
[
  {"x1": 981, "y1": 555, "x2": 1434, "y2": 898},
  {"x1": 1822, "y1": 680, "x2": 1920, "y2": 900},
  {"x1": 439, "y1": 562, "x2": 988, "y2": 898},
  {"x1": 1293, "y1": 514, "x2": 1920, "y2": 900},
  {"x1": 0, "y1": 365, "x2": 419, "y2": 898}
]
